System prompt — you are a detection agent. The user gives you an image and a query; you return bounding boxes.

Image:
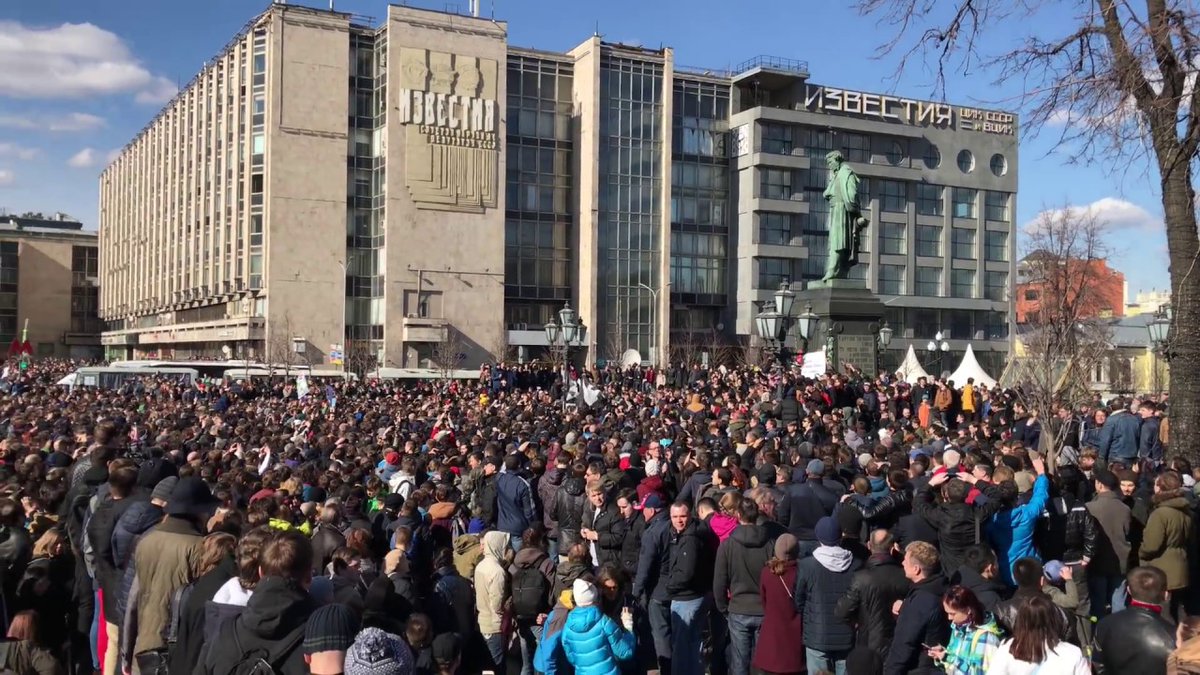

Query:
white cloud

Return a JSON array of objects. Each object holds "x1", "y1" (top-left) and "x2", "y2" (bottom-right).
[
  {"x1": 0, "y1": 143, "x2": 37, "y2": 161},
  {"x1": 0, "y1": 170, "x2": 13, "y2": 186},
  {"x1": 67, "y1": 148, "x2": 97, "y2": 168},
  {"x1": 0, "y1": 111, "x2": 105, "y2": 132},
  {"x1": 134, "y1": 77, "x2": 178, "y2": 105},
  {"x1": 104, "y1": 148, "x2": 121, "y2": 164},
  {"x1": 0, "y1": 21, "x2": 175, "y2": 103},
  {"x1": 1022, "y1": 197, "x2": 1161, "y2": 234}
]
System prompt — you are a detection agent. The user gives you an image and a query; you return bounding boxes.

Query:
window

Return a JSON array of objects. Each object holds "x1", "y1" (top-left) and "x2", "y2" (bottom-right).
[
  {"x1": 990, "y1": 153, "x2": 1008, "y2": 176},
  {"x1": 880, "y1": 222, "x2": 906, "y2": 255},
  {"x1": 951, "y1": 228, "x2": 976, "y2": 259},
  {"x1": 952, "y1": 188, "x2": 977, "y2": 219},
  {"x1": 924, "y1": 143, "x2": 941, "y2": 169},
  {"x1": 957, "y1": 149, "x2": 975, "y2": 173},
  {"x1": 951, "y1": 269, "x2": 976, "y2": 299},
  {"x1": 760, "y1": 168, "x2": 792, "y2": 199},
  {"x1": 917, "y1": 184, "x2": 943, "y2": 216},
  {"x1": 948, "y1": 310, "x2": 973, "y2": 340},
  {"x1": 879, "y1": 264, "x2": 905, "y2": 295},
  {"x1": 985, "y1": 191, "x2": 1010, "y2": 222},
  {"x1": 1024, "y1": 289, "x2": 1040, "y2": 301},
  {"x1": 759, "y1": 213, "x2": 792, "y2": 246},
  {"x1": 886, "y1": 140, "x2": 907, "y2": 167},
  {"x1": 985, "y1": 230, "x2": 1009, "y2": 261},
  {"x1": 916, "y1": 225, "x2": 942, "y2": 257},
  {"x1": 757, "y1": 257, "x2": 792, "y2": 289},
  {"x1": 985, "y1": 271, "x2": 1008, "y2": 301},
  {"x1": 879, "y1": 180, "x2": 907, "y2": 213},
  {"x1": 916, "y1": 266, "x2": 942, "y2": 296},
  {"x1": 841, "y1": 133, "x2": 870, "y2": 163},
  {"x1": 762, "y1": 124, "x2": 792, "y2": 155}
]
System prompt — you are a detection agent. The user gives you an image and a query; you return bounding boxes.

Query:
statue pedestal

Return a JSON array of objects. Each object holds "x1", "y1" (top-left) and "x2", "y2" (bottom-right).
[{"x1": 796, "y1": 280, "x2": 887, "y2": 376}]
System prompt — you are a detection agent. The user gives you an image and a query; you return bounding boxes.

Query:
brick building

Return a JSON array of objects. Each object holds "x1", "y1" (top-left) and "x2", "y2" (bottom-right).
[{"x1": 1015, "y1": 253, "x2": 1125, "y2": 324}]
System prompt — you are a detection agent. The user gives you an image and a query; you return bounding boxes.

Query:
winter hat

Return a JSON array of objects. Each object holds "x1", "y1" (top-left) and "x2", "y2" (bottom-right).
[
  {"x1": 384, "y1": 451, "x2": 401, "y2": 466},
  {"x1": 150, "y1": 476, "x2": 178, "y2": 504},
  {"x1": 304, "y1": 604, "x2": 361, "y2": 655},
  {"x1": 344, "y1": 628, "x2": 413, "y2": 675},
  {"x1": 806, "y1": 459, "x2": 825, "y2": 476},
  {"x1": 815, "y1": 516, "x2": 842, "y2": 547},
  {"x1": 755, "y1": 463, "x2": 778, "y2": 487},
  {"x1": 1043, "y1": 560, "x2": 1066, "y2": 583},
  {"x1": 774, "y1": 533, "x2": 799, "y2": 560},
  {"x1": 572, "y1": 579, "x2": 597, "y2": 607},
  {"x1": 645, "y1": 459, "x2": 661, "y2": 477},
  {"x1": 564, "y1": 431, "x2": 578, "y2": 446}
]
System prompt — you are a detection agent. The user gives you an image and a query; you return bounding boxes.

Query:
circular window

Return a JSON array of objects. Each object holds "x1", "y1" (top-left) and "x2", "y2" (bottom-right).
[
  {"x1": 990, "y1": 153, "x2": 1008, "y2": 177},
  {"x1": 957, "y1": 149, "x2": 975, "y2": 173},
  {"x1": 887, "y1": 141, "x2": 906, "y2": 166},
  {"x1": 923, "y1": 144, "x2": 941, "y2": 169}
]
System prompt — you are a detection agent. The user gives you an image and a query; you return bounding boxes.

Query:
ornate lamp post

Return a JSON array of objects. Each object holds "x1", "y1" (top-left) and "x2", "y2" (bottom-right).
[
  {"x1": 755, "y1": 281, "x2": 804, "y2": 366},
  {"x1": 544, "y1": 301, "x2": 587, "y2": 405},
  {"x1": 926, "y1": 330, "x2": 950, "y2": 377}
]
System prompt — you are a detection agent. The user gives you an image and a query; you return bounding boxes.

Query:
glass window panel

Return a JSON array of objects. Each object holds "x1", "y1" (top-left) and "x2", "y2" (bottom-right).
[
  {"x1": 879, "y1": 264, "x2": 905, "y2": 295},
  {"x1": 985, "y1": 230, "x2": 1009, "y2": 262},
  {"x1": 915, "y1": 266, "x2": 942, "y2": 296},
  {"x1": 951, "y1": 228, "x2": 976, "y2": 259},
  {"x1": 952, "y1": 188, "x2": 977, "y2": 219},
  {"x1": 880, "y1": 222, "x2": 906, "y2": 255},
  {"x1": 916, "y1": 225, "x2": 942, "y2": 257}
]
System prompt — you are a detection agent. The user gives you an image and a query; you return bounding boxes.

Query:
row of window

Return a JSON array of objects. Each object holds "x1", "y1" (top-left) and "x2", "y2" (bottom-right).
[
  {"x1": 757, "y1": 215, "x2": 1010, "y2": 262},
  {"x1": 754, "y1": 256, "x2": 1008, "y2": 301}
]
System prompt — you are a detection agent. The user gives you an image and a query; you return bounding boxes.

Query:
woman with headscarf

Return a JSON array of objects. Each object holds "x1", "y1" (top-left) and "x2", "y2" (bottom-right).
[{"x1": 752, "y1": 534, "x2": 804, "y2": 675}]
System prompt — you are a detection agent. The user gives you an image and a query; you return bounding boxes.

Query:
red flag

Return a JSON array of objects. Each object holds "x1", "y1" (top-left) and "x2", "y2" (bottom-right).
[
  {"x1": 5, "y1": 337, "x2": 18, "y2": 358},
  {"x1": 19, "y1": 340, "x2": 31, "y2": 356}
]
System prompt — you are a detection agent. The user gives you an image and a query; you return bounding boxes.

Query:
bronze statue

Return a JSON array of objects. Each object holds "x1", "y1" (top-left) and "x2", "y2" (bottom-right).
[{"x1": 822, "y1": 150, "x2": 869, "y2": 281}]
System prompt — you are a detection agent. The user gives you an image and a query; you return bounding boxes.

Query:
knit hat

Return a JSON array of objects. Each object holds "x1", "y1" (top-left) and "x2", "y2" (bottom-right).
[
  {"x1": 344, "y1": 628, "x2": 413, "y2": 675},
  {"x1": 774, "y1": 533, "x2": 799, "y2": 559},
  {"x1": 304, "y1": 604, "x2": 361, "y2": 655},
  {"x1": 150, "y1": 476, "x2": 178, "y2": 503},
  {"x1": 572, "y1": 579, "x2": 597, "y2": 607},
  {"x1": 806, "y1": 459, "x2": 825, "y2": 476},
  {"x1": 815, "y1": 516, "x2": 842, "y2": 547},
  {"x1": 384, "y1": 451, "x2": 401, "y2": 466},
  {"x1": 755, "y1": 463, "x2": 777, "y2": 487},
  {"x1": 645, "y1": 459, "x2": 661, "y2": 477}
]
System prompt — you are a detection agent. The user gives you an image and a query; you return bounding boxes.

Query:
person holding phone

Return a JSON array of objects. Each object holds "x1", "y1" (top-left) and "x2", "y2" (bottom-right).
[{"x1": 927, "y1": 585, "x2": 1002, "y2": 675}]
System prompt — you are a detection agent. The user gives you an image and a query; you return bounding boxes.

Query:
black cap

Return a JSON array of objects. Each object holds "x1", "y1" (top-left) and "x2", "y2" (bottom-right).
[
  {"x1": 166, "y1": 476, "x2": 219, "y2": 517},
  {"x1": 431, "y1": 633, "x2": 463, "y2": 664},
  {"x1": 383, "y1": 493, "x2": 405, "y2": 511}
]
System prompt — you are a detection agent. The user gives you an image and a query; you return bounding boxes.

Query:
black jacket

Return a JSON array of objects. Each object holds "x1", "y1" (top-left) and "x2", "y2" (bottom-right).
[
  {"x1": 834, "y1": 554, "x2": 909, "y2": 655},
  {"x1": 794, "y1": 548, "x2": 863, "y2": 652},
  {"x1": 200, "y1": 576, "x2": 317, "y2": 675},
  {"x1": 632, "y1": 511, "x2": 671, "y2": 601},
  {"x1": 912, "y1": 487, "x2": 999, "y2": 575},
  {"x1": 853, "y1": 487, "x2": 913, "y2": 532},
  {"x1": 429, "y1": 566, "x2": 476, "y2": 637},
  {"x1": 1095, "y1": 606, "x2": 1176, "y2": 675},
  {"x1": 665, "y1": 519, "x2": 716, "y2": 601},
  {"x1": 618, "y1": 513, "x2": 645, "y2": 577},
  {"x1": 885, "y1": 573, "x2": 950, "y2": 675},
  {"x1": 777, "y1": 482, "x2": 837, "y2": 541},
  {"x1": 86, "y1": 494, "x2": 135, "y2": 618},
  {"x1": 169, "y1": 556, "x2": 235, "y2": 675},
  {"x1": 587, "y1": 503, "x2": 623, "y2": 568},
  {"x1": 994, "y1": 587, "x2": 1070, "y2": 637},
  {"x1": 477, "y1": 473, "x2": 499, "y2": 528},
  {"x1": 310, "y1": 523, "x2": 346, "y2": 574},
  {"x1": 1036, "y1": 493, "x2": 1098, "y2": 563},
  {"x1": 713, "y1": 523, "x2": 773, "y2": 615},
  {"x1": 950, "y1": 566, "x2": 1007, "y2": 614},
  {"x1": 551, "y1": 477, "x2": 587, "y2": 552}
]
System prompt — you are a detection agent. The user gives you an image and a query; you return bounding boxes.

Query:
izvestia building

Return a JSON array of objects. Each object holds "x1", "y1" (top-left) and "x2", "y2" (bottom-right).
[{"x1": 100, "y1": 2, "x2": 1017, "y2": 373}]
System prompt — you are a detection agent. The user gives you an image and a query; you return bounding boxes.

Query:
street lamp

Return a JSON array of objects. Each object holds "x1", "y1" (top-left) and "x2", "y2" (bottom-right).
[
  {"x1": 637, "y1": 282, "x2": 669, "y2": 367},
  {"x1": 926, "y1": 330, "x2": 950, "y2": 376},
  {"x1": 545, "y1": 301, "x2": 586, "y2": 405},
  {"x1": 1148, "y1": 304, "x2": 1172, "y2": 361},
  {"x1": 797, "y1": 303, "x2": 819, "y2": 350},
  {"x1": 755, "y1": 281, "x2": 801, "y2": 366}
]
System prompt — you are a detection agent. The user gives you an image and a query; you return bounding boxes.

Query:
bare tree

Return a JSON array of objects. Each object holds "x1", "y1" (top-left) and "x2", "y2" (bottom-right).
[
  {"x1": 859, "y1": 0, "x2": 1200, "y2": 460},
  {"x1": 265, "y1": 312, "x2": 302, "y2": 383},
  {"x1": 491, "y1": 319, "x2": 516, "y2": 364},
  {"x1": 344, "y1": 339, "x2": 378, "y2": 379},
  {"x1": 1012, "y1": 205, "x2": 1116, "y2": 456},
  {"x1": 602, "y1": 310, "x2": 627, "y2": 364},
  {"x1": 432, "y1": 326, "x2": 467, "y2": 380}
]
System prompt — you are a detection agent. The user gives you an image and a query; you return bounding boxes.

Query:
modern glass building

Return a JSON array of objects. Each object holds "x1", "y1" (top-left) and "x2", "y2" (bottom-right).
[{"x1": 99, "y1": 2, "x2": 1016, "y2": 372}]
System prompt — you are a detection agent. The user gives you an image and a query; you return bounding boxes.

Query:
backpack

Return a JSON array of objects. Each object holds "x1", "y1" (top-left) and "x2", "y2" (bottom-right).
[
  {"x1": 226, "y1": 620, "x2": 303, "y2": 675},
  {"x1": 511, "y1": 557, "x2": 551, "y2": 619},
  {"x1": 452, "y1": 534, "x2": 484, "y2": 580}
]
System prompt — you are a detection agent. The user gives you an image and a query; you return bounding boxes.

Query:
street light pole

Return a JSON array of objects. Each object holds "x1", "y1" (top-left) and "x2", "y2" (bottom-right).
[
  {"x1": 637, "y1": 282, "x2": 669, "y2": 367},
  {"x1": 926, "y1": 330, "x2": 950, "y2": 377},
  {"x1": 545, "y1": 301, "x2": 586, "y2": 407},
  {"x1": 336, "y1": 260, "x2": 346, "y2": 372}
]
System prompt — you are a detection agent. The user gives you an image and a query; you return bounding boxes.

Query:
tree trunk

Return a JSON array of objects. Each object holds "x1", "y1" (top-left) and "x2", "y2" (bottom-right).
[{"x1": 1160, "y1": 158, "x2": 1200, "y2": 463}]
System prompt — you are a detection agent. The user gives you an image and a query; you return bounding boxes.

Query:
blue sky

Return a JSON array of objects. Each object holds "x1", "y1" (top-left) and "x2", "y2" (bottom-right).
[{"x1": 0, "y1": 0, "x2": 1173, "y2": 296}]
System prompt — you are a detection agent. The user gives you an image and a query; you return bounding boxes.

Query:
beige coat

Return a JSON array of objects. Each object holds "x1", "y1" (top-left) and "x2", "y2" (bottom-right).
[{"x1": 474, "y1": 531, "x2": 510, "y2": 635}]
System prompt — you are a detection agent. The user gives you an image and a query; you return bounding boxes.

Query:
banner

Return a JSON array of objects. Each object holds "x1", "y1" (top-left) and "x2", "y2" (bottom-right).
[{"x1": 800, "y1": 350, "x2": 827, "y2": 378}]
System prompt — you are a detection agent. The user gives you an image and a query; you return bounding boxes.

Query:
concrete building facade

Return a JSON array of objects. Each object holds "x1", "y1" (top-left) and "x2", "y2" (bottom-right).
[
  {"x1": 100, "y1": 3, "x2": 1017, "y2": 373},
  {"x1": 0, "y1": 213, "x2": 101, "y2": 359}
]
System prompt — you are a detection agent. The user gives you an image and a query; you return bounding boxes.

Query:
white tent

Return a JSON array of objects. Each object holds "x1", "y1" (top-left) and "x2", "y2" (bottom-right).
[
  {"x1": 947, "y1": 344, "x2": 997, "y2": 388},
  {"x1": 894, "y1": 345, "x2": 931, "y2": 384}
]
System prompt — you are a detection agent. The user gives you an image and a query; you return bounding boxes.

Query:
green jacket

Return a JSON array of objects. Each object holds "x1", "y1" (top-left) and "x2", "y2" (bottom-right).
[
  {"x1": 1139, "y1": 493, "x2": 1193, "y2": 589},
  {"x1": 130, "y1": 517, "x2": 204, "y2": 655}
]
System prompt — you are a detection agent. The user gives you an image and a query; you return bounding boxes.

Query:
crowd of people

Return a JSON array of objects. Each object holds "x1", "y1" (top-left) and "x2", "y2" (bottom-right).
[{"x1": 0, "y1": 357, "x2": 1190, "y2": 675}]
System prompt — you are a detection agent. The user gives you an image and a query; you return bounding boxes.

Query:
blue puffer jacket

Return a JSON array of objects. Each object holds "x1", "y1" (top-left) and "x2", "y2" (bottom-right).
[
  {"x1": 559, "y1": 606, "x2": 635, "y2": 675},
  {"x1": 985, "y1": 474, "x2": 1050, "y2": 586}
]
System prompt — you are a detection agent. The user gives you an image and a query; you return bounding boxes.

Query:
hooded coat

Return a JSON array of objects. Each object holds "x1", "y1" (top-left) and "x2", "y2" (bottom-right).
[
  {"x1": 199, "y1": 576, "x2": 317, "y2": 675},
  {"x1": 794, "y1": 545, "x2": 862, "y2": 652},
  {"x1": 713, "y1": 523, "x2": 773, "y2": 616},
  {"x1": 474, "y1": 531, "x2": 510, "y2": 635},
  {"x1": 559, "y1": 605, "x2": 635, "y2": 675},
  {"x1": 1140, "y1": 490, "x2": 1193, "y2": 589}
]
